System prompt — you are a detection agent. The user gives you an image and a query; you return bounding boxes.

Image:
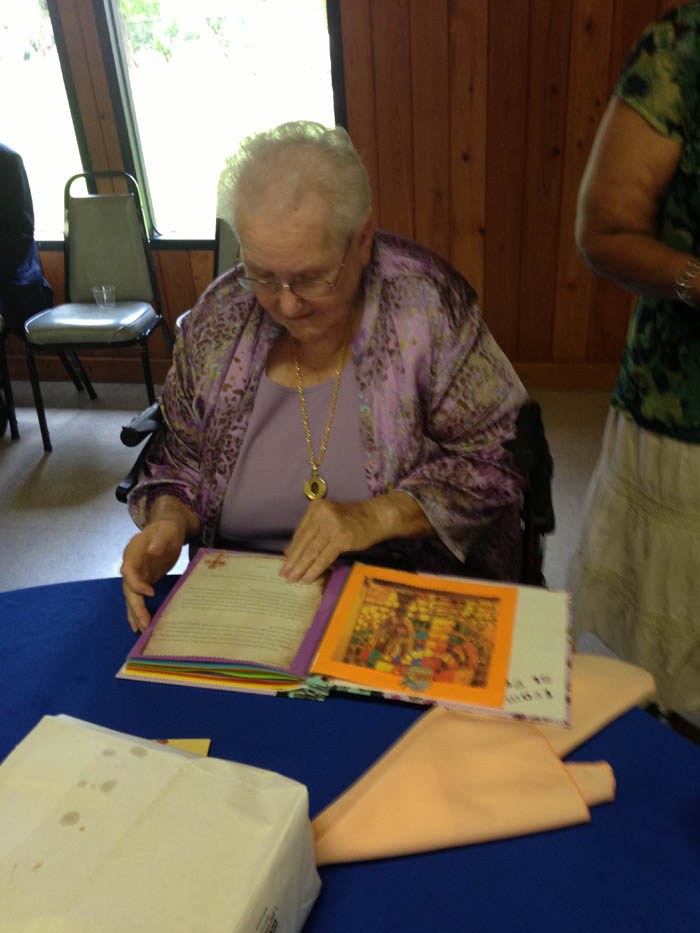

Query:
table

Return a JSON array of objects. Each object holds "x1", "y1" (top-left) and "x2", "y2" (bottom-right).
[{"x1": 2, "y1": 576, "x2": 699, "y2": 932}]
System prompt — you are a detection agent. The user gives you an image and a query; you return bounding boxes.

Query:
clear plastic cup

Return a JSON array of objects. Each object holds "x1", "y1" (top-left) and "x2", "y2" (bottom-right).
[{"x1": 91, "y1": 284, "x2": 116, "y2": 309}]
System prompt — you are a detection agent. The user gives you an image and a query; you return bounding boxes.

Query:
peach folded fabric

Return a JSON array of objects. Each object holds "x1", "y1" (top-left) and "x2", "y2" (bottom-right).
[
  {"x1": 313, "y1": 653, "x2": 654, "y2": 865},
  {"x1": 536, "y1": 653, "x2": 655, "y2": 756}
]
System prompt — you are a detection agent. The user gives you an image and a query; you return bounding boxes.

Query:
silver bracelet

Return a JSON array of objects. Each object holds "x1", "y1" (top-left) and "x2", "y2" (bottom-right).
[{"x1": 674, "y1": 256, "x2": 700, "y2": 306}]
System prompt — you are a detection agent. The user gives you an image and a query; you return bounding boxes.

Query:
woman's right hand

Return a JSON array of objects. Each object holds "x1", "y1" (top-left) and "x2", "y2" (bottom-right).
[{"x1": 120, "y1": 518, "x2": 186, "y2": 633}]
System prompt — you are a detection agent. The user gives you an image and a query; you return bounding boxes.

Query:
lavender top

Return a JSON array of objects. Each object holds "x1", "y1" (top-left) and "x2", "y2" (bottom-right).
[
  {"x1": 218, "y1": 366, "x2": 371, "y2": 551},
  {"x1": 128, "y1": 231, "x2": 527, "y2": 577}
]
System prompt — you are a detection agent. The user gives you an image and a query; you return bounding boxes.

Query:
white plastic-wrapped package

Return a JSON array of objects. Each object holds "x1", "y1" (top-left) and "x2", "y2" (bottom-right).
[{"x1": 0, "y1": 716, "x2": 320, "y2": 932}]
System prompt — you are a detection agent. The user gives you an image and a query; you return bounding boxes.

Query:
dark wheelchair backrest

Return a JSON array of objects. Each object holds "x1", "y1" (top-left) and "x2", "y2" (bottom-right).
[{"x1": 504, "y1": 401, "x2": 555, "y2": 586}]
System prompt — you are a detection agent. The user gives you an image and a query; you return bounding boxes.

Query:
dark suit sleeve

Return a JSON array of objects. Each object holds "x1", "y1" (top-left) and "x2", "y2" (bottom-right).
[{"x1": 0, "y1": 146, "x2": 37, "y2": 283}]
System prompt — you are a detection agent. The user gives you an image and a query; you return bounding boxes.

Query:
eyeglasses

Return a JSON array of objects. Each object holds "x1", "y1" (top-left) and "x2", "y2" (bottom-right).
[{"x1": 235, "y1": 239, "x2": 351, "y2": 300}]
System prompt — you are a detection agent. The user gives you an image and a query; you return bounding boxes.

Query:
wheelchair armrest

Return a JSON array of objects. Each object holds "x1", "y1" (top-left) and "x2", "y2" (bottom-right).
[
  {"x1": 120, "y1": 402, "x2": 163, "y2": 447},
  {"x1": 115, "y1": 431, "x2": 159, "y2": 503},
  {"x1": 116, "y1": 470, "x2": 138, "y2": 504}
]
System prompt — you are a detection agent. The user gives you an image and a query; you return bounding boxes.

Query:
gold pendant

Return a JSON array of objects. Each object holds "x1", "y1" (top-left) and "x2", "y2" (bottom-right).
[{"x1": 304, "y1": 473, "x2": 327, "y2": 500}]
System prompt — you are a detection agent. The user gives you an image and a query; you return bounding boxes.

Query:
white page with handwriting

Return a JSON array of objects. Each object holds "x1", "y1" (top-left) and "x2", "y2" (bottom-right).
[
  {"x1": 502, "y1": 586, "x2": 571, "y2": 723},
  {"x1": 143, "y1": 553, "x2": 324, "y2": 668}
]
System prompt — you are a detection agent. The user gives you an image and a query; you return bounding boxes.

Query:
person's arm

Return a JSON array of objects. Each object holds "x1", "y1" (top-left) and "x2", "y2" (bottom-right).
[
  {"x1": 576, "y1": 97, "x2": 694, "y2": 301},
  {"x1": 282, "y1": 270, "x2": 526, "y2": 583},
  {"x1": 121, "y1": 339, "x2": 203, "y2": 632},
  {"x1": 0, "y1": 147, "x2": 36, "y2": 281},
  {"x1": 122, "y1": 282, "x2": 266, "y2": 627},
  {"x1": 121, "y1": 495, "x2": 201, "y2": 633},
  {"x1": 391, "y1": 307, "x2": 527, "y2": 564},
  {"x1": 280, "y1": 490, "x2": 432, "y2": 583},
  {"x1": 122, "y1": 298, "x2": 209, "y2": 631},
  {"x1": 126, "y1": 345, "x2": 203, "y2": 529}
]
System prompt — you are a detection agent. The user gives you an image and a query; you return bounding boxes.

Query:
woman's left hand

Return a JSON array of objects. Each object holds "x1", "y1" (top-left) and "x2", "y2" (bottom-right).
[{"x1": 280, "y1": 492, "x2": 432, "y2": 583}]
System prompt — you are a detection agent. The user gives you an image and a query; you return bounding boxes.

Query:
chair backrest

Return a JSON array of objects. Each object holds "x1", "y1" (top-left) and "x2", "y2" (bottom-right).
[
  {"x1": 504, "y1": 400, "x2": 555, "y2": 586},
  {"x1": 64, "y1": 172, "x2": 158, "y2": 305},
  {"x1": 214, "y1": 216, "x2": 239, "y2": 279}
]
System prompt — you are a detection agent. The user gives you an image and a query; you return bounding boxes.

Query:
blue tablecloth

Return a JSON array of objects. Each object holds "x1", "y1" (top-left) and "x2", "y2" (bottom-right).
[{"x1": 1, "y1": 576, "x2": 699, "y2": 931}]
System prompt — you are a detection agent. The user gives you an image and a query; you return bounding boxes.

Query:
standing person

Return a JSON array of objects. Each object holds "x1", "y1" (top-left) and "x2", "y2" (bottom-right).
[
  {"x1": 0, "y1": 143, "x2": 53, "y2": 334},
  {"x1": 570, "y1": 4, "x2": 700, "y2": 712},
  {"x1": 120, "y1": 120, "x2": 527, "y2": 634}
]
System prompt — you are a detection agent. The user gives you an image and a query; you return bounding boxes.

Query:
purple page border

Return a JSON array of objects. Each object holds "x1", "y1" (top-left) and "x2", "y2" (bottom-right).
[
  {"x1": 288, "y1": 563, "x2": 351, "y2": 676},
  {"x1": 127, "y1": 550, "x2": 351, "y2": 677},
  {"x1": 129, "y1": 546, "x2": 210, "y2": 659}
]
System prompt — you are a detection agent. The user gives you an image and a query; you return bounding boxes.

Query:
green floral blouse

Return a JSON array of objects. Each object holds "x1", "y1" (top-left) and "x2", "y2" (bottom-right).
[{"x1": 612, "y1": 3, "x2": 700, "y2": 441}]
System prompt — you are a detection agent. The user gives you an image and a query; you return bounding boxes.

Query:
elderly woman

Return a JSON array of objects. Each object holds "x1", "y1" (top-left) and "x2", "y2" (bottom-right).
[{"x1": 121, "y1": 121, "x2": 527, "y2": 633}]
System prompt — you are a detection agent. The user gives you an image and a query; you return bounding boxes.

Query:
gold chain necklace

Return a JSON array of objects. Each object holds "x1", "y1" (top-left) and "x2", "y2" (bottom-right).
[{"x1": 294, "y1": 333, "x2": 349, "y2": 500}]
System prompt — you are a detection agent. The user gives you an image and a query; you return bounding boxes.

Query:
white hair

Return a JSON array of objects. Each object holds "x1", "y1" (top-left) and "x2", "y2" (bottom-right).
[{"x1": 217, "y1": 121, "x2": 372, "y2": 243}]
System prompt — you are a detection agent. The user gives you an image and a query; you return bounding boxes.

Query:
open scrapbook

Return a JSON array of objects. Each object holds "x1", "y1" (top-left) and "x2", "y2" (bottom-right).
[{"x1": 118, "y1": 549, "x2": 571, "y2": 725}]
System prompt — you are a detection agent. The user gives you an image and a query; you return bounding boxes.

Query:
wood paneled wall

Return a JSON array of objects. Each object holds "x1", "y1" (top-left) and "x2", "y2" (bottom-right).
[
  {"x1": 8, "y1": 0, "x2": 679, "y2": 389},
  {"x1": 341, "y1": 0, "x2": 679, "y2": 388}
]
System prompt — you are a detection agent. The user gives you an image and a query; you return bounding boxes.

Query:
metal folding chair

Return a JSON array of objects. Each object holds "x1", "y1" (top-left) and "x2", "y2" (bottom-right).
[{"x1": 24, "y1": 171, "x2": 174, "y2": 451}]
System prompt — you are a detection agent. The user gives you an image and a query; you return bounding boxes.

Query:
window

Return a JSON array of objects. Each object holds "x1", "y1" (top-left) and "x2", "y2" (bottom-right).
[
  {"x1": 112, "y1": 0, "x2": 337, "y2": 239},
  {"x1": 0, "y1": 1, "x2": 83, "y2": 239}
]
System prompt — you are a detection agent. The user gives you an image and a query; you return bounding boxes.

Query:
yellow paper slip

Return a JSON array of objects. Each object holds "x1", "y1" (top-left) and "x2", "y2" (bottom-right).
[{"x1": 157, "y1": 738, "x2": 211, "y2": 756}]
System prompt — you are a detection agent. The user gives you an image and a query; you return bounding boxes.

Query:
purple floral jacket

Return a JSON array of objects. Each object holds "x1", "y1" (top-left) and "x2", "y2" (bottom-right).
[{"x1": 129, "y1": 231, "x2": 527, "y2": 577}]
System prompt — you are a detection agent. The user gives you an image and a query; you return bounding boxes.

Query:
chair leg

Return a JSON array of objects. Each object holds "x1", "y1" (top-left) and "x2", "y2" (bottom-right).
[
  {"x1": 25, "y1": 344, "x2": 52, "y2": 452},
  {"x1": 0, "y1": 338, "x2": 19, "y2": 440},
  {"x1": 67, "y1": 350, "x2": 97, "y2": 400},
  {"x1": 139, "y1": 339, "x2": 156, "y2": 405},
  {"x1": 58, "y1": 350, "x2": 85, "y2": 393}
]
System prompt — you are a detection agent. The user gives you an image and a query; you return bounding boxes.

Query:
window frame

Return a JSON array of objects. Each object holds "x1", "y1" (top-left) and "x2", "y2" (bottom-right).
[
  {"x1": 94, "y1": 0, "x2": 159, "y2": 236},
  {"x1": 90, "y1": 0, "x2": 348, "y2": 247},
  {"x1": 22, "y1": 1, "x2": 92, "y2": 247}
]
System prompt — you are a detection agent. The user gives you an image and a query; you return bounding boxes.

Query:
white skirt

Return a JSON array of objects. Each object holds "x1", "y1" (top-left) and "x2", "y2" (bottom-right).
[{"x1": 568, "y1": 409, "x2": 700, "y2": 712}]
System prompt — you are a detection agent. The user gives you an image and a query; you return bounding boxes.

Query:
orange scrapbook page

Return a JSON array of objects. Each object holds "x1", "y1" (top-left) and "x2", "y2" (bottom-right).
[{"x1": 310, "y1": 564, "x2": 518, "y2": 711}]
